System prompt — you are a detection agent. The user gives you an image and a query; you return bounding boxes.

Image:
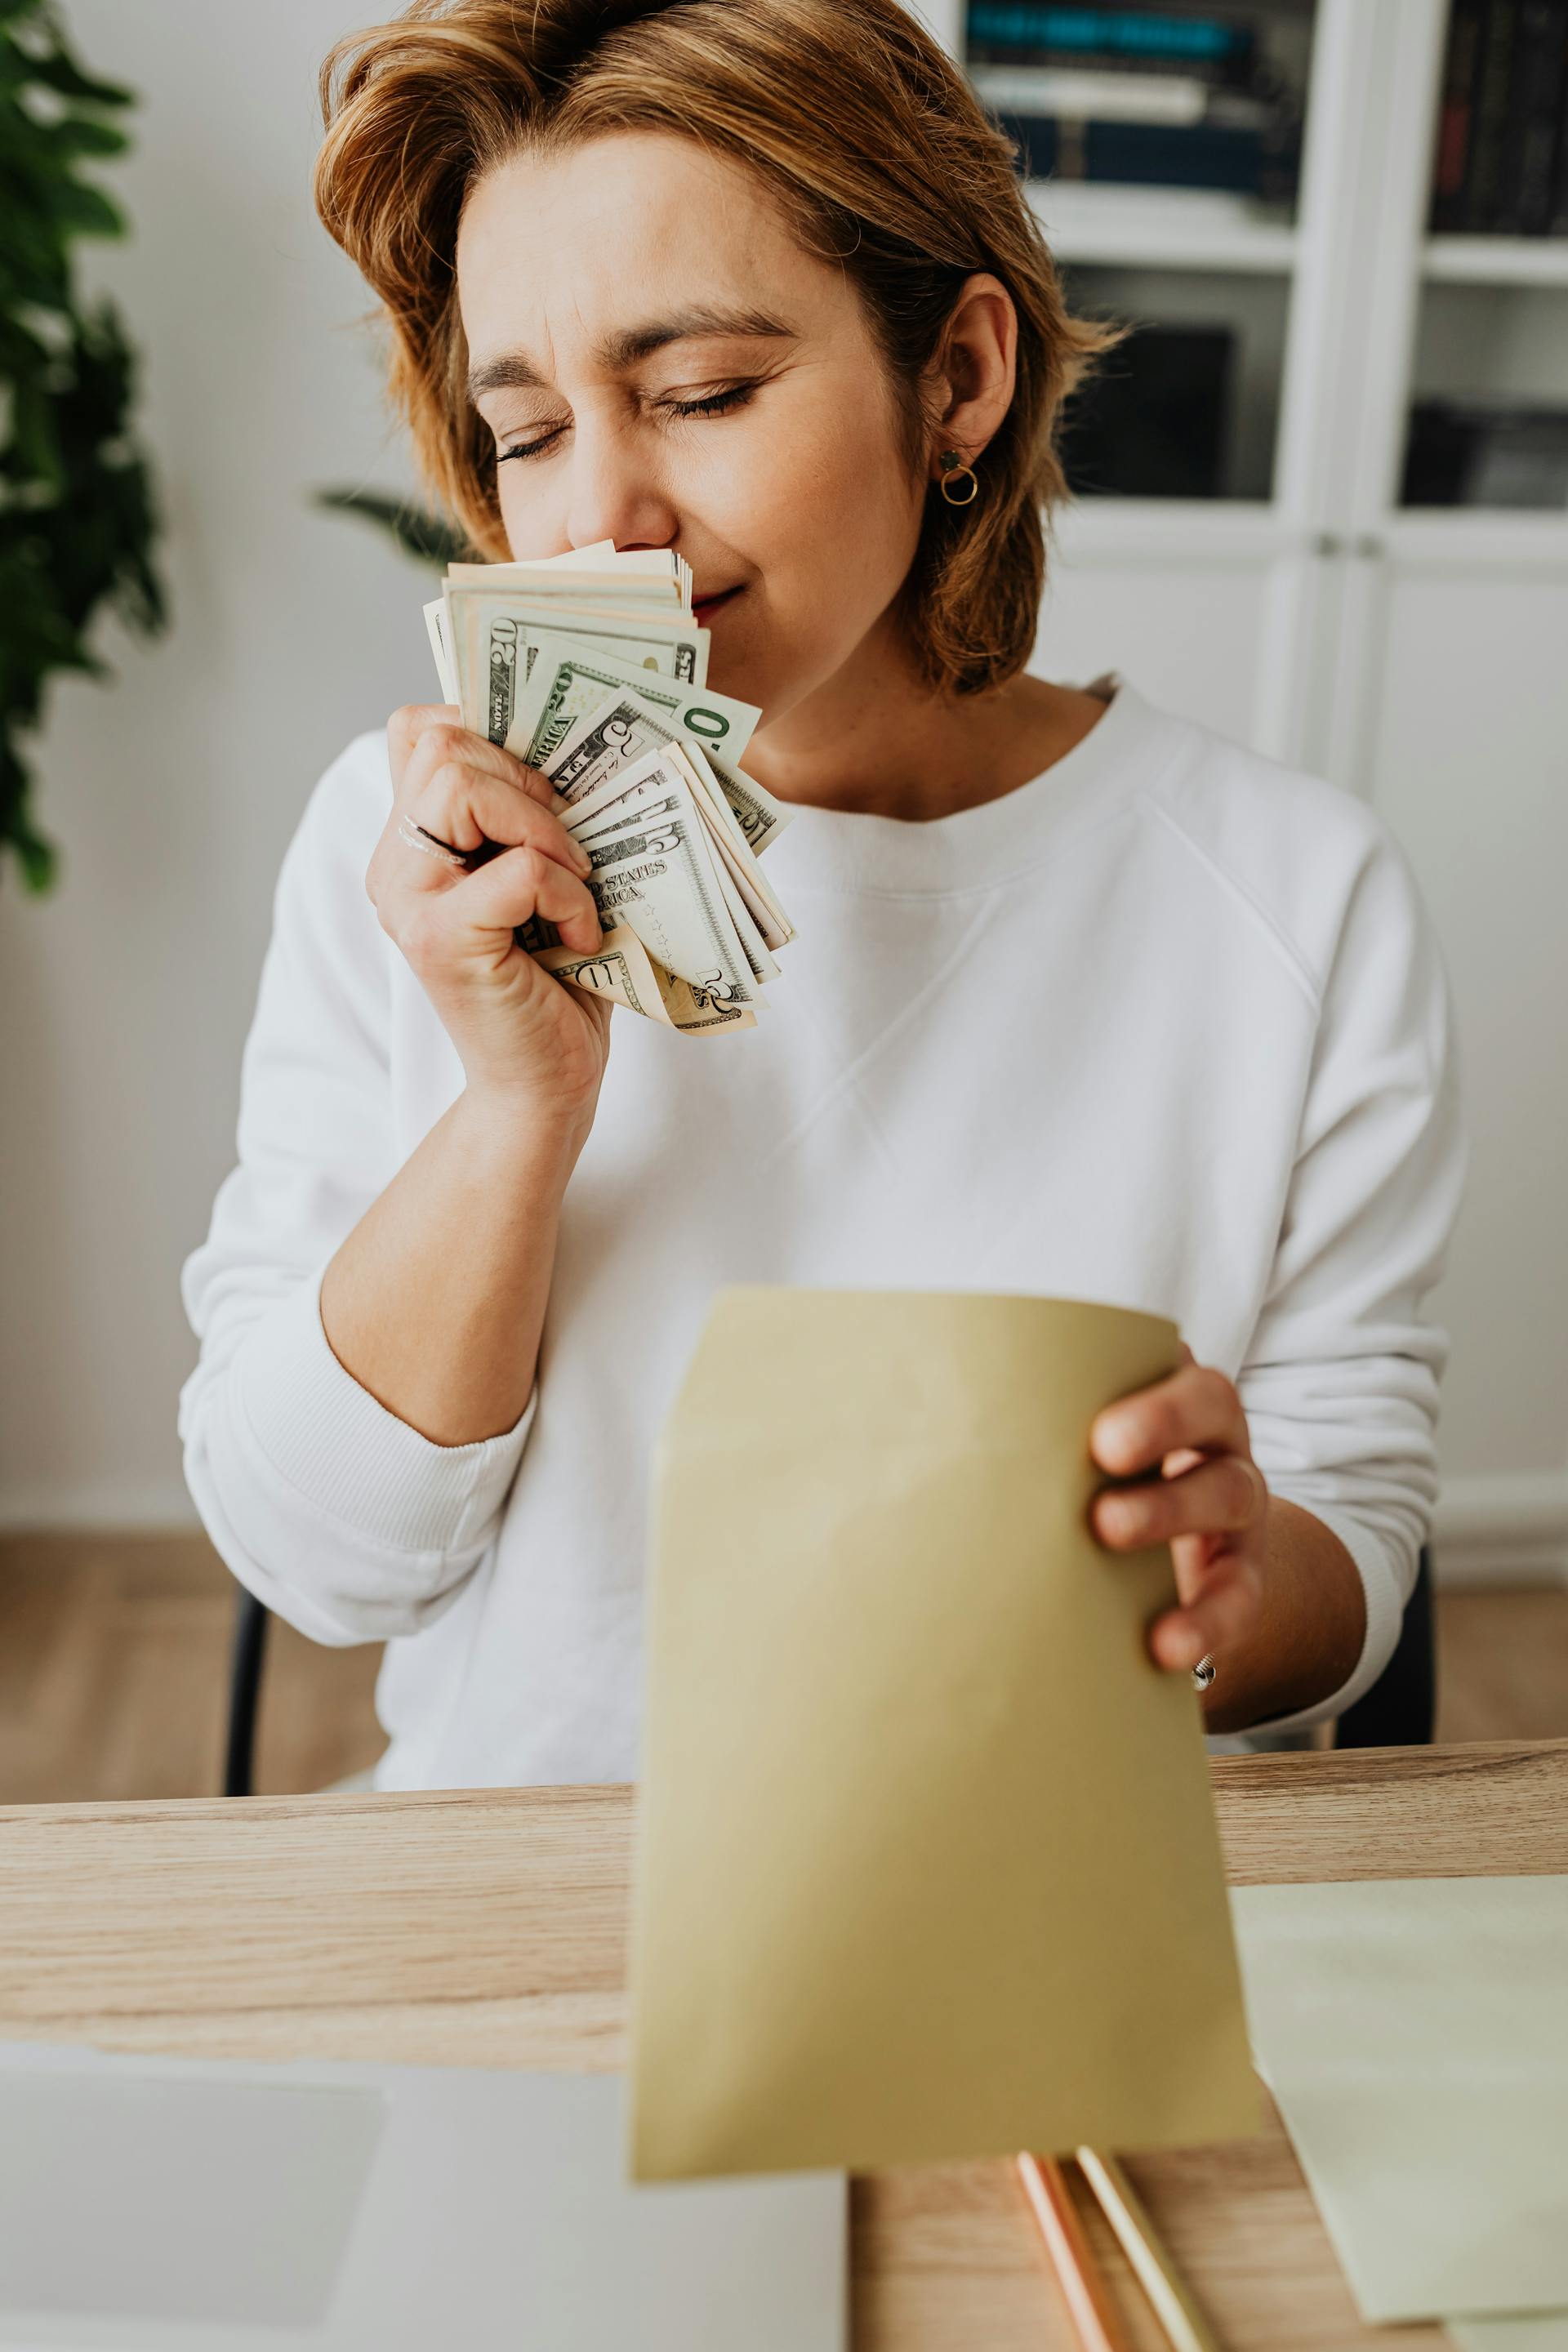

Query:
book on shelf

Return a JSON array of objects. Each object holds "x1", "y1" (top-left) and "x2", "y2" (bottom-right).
[
  {"x1": 969, "y1": 64, "x2": 1275, "y2": 128},
  {"x1": 966, "y1": 5, "x2": 1300, "y2": 203},
  {"x1": 998, "y1": 112, "x2": 1297, "y2": 200},
  {"x1": 1494, "y1": 0, "x2": 1568, "y2": 229},
  {"x1": 1429, "y1": 0, "x2": 1568, "y2": 235},
  {"x1": 1430, "y1": 0, "x2": 1486, "y2": 230},
  {"x1": 964, "y1": 3, "x2": 1257, "y2": 84},
  {"x1": 1466, "y1": 0, "x2": 1520, "y2": 226}
]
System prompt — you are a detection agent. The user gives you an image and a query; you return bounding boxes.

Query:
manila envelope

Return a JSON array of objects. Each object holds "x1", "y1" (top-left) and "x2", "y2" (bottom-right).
[{"x1": 627, "y1": 1287, "x2": 1258, "y2": 2181}]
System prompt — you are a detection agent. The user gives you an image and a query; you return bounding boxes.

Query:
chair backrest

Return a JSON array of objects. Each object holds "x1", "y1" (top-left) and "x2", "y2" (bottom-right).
[
  {"x1": 223, "y1": 1588, "x2": 271, "y2": 1797},
  {"x1": 1332, "y1": 1545, "x2": 1436, "y2": 1748}
]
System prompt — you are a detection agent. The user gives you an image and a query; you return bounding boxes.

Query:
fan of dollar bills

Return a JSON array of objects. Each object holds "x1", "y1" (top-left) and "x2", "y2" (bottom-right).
[{"x1": 423, "y1": 543, "x2": 795, "y2": 1036}]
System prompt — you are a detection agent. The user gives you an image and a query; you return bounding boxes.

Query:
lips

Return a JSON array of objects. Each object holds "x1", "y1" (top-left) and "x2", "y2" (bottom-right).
[{"x1": 692, "y1": 585, "x2": 742, "y2": 623}]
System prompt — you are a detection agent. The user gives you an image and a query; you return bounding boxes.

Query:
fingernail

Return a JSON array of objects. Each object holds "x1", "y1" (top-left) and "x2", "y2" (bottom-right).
[
  {"x1": 1094, "y1": 1411, "x2": 1135, "y2": 1463},
  {"x1": 1097, "y1": 1494, "x2": 1137, "y2": 1543},
  {"x1": 571, "y1": 844, "x2": 592, "y2": 875}
]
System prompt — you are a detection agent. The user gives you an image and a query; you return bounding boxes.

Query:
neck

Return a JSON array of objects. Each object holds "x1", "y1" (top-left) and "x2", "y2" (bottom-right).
[{"x1": 740, "y1": 612, "x2": 1110, "y2": 823}]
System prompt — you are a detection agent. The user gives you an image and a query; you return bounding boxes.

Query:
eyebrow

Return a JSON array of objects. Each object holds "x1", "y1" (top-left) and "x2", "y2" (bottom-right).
[{"x1": 466, "y1": 305, "x2": 795, "y2": 402}]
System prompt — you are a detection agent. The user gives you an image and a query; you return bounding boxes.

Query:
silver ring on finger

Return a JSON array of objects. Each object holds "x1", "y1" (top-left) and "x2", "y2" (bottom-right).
[{"x1": 397, "y1": 812, "x2": 470, "y2": 871}]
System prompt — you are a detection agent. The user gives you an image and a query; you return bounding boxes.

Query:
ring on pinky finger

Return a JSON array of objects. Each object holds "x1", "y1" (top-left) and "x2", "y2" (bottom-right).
[{"x1": 397, "y1": 812, "x2": 471, "y2": 871}]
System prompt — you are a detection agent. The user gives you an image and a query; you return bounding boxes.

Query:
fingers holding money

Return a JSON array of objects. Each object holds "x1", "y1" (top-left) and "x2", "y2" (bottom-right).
[
  {"x1": 412, "y1": 548, "x2": 795, "y2": 1040},
  {"x1": 446, "y1": 844, "x2": 604, "y2": 959},
  {"x1": 382, "y1": 710, "x2": 589, "y2": 893},
  {"x1": 372, "y1": 720, "x2": 599, "y2": 960},
  {"x1": 387, "y1": 702, "x2": 457, "y2": 792},
  {"x1": 407, "y1": 758, "x2": 592, "y2": 883},
  {"x1": 391, "y1": 707, "x2": 562, "y2": 817},
  {"x1": 389, "y1": 841, "x2": 603, "y2": 973}
]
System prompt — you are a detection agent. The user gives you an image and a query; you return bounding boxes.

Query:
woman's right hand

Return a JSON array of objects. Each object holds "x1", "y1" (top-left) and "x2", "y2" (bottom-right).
[{"x1": 370, "y1": 705, "x2": 612, "y2": 1127}]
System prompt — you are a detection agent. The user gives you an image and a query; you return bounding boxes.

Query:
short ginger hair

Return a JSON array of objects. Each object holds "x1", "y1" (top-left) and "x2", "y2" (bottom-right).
[{"x1": 314, "y1": 0, "x2": 1111, "y2": 697}]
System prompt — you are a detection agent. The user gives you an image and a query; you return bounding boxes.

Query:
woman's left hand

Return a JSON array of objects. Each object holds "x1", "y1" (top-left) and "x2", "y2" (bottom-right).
[{"x1": 1088, "y1": 1342, "x2": 1269, "y2": 1679}]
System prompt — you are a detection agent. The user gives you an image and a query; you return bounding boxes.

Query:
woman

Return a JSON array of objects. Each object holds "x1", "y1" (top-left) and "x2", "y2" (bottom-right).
[{"x1": 180, "y1": 0, "x2": 1466, "y2": 1789}]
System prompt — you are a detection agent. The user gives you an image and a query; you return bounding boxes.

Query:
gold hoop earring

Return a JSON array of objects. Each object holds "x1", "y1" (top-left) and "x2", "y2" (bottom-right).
[{"x1": 937, "y1": 449, "x2": 979, "y2": 506}]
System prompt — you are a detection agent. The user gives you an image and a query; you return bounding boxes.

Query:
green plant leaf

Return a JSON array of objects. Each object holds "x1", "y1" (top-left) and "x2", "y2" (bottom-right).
[
  {"x1": 8, "y1": 26, "x2": 132, "y2": 111},
  {"x1": 315, "y1": 487, "x2": 473, "y2": 568},
  {"x1": 0, "y1": 0, "x2": 165, "y2": 896},
  {"x1": 47, "y1": 176, "x2": 124, "y2": 238},
  {"x1": 49, "y1": 114, "x2": 131, "y2": 158}
]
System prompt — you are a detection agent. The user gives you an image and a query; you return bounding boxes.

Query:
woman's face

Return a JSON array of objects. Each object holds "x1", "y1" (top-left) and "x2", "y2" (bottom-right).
[{"x1": 456, "y1": 131, "x2": 930, "y2": 721}]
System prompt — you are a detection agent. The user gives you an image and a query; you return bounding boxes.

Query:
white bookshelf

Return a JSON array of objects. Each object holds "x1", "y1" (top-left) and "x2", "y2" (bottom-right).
[
  {"x1": 1423, "y1": 236, "x2": 1568, "y2": 288},
  {"x1": 922, "y1": 0, "x2": 1568, "y2": 1579},
  {"x1": 1024, "y1": 181, "x2": 1298, "y2": 273},
  {"x1": 925, "y1": 0, "x2": 1568, "y2": 760}
]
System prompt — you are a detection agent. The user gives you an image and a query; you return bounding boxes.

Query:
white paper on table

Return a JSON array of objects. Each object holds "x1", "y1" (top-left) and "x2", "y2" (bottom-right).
[
  {"x1": 0, "y1": 2042, "x2": 845, "y2": 2350},
  {"x1": 1230, "y1": 1876, "x2": 1568, "y2": 2326},
  {"x1": 1449, "y1": 2318, "x2": 1568, "y2": 2351}
]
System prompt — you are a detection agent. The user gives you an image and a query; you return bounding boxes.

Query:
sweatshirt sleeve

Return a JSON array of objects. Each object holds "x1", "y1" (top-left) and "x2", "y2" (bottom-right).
[
  {"x1": 1236, "y1": 817, "x2": 1468, "y2": 1732},
  {"x1": 177, "y1": 737, "x2": 535, "y2": 1646}
]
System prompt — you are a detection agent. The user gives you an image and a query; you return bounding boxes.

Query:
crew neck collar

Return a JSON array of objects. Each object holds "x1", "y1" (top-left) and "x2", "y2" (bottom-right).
[{"x1": 760, "y1": 675, "x2": 1171, "y2": 900}]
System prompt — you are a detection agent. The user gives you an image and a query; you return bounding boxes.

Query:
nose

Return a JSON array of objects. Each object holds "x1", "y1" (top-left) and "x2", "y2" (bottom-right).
[{"x1": 563, "y1": 409, "x2": 679, "y2": 556}]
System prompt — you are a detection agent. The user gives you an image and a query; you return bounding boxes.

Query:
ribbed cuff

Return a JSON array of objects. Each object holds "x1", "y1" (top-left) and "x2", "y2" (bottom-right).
[{"x1": 234, "y1": 1258, "x2": 535, "y2": 1556}]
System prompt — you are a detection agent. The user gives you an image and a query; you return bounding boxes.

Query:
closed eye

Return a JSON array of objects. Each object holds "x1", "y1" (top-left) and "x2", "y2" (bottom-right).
[
  {"x1": 496, "y1": 425, "x2": 565, "y2": 466},
  {"x1": 494, "y1": 380, "x2": 760, "y2": 463},
  {"x1": 659, "y1": 382, "x2": 758, "y2": 421}
]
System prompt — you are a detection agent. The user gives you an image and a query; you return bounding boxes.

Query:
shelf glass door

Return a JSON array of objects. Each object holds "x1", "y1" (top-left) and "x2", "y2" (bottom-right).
[
  {"x1": 1401, "y1": 281, "x2": 1568, "y2": 512},
  {"x1": 1057, "y1": 263, "x2": 1292, "y2": 501}
]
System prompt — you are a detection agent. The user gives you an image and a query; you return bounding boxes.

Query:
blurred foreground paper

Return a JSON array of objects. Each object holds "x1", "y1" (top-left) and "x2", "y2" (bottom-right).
[
  {"x1": 1232, "y1": 1876, "x2": 1568, "y2": 2323},
  {"x1": 628, "y1": 1288, "x2": 1257, "y2": 2181},
  {"x1": 1450, "y1": 2321, "x2": 1568, "y2": 2352}
]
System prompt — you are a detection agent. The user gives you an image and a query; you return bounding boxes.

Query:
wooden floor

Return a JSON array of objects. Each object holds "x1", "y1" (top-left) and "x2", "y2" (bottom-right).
[
  {"x1": 2, "y1": 1530, "x2": 1566, "y2": 1804},
  {"x1": 0, "y1": 1532, "x2": 384, "y2": 1802}
]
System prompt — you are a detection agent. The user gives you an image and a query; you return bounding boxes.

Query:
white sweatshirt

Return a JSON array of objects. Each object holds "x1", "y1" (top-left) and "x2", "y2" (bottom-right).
[{"x1": 180, "y1": 680, "x2": 1467, "y2": 1788}]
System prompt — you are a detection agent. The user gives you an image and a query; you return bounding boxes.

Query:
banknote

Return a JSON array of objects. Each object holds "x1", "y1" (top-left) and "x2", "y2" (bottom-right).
[
  {"x1": 433, "y1": 545, "x2": 792, "y2": 1039},
  {"x1": 506, "y1": 633, "x2": 760, "y2": 771},
  {"x1": 536, "y1": 926, "x2": 754, "y2": 1034},
  {"x1": 706, "y1": 750, "x2": 793, "y2": 858},
  {"x1": 544, "y1": 689, "x2": 791, "y2": 876},
  {"x1": 545, "y1": 687, "x2": 688, "y2": 804},
  {"x1": 677, "y1": 744, "x2": 794, "y2": 949},
  {"x1": 568, "y1": 768, "x2": 779, "y2": 990},
  {"x1": 444, "y1": 599, "x2": 709, "y2": 760},
  {"x1": 582, "y1": 747, "x2": 788, "y2": 969},
  {"x1": 521, "y1": 758, "x2": 755, "y2": 1008},
  {"x1": 446, "y1": 544, "x2": 691, "y2": 600},
  {"x1": 425, "y1": 540, "x2": 676, "y2": 705},
  {"x1": 590, "y1": 821, "x2": 748, "y2": 1004},
  {"x1": 582, "y1": 786, "x2": 755, "y2": 1008}
]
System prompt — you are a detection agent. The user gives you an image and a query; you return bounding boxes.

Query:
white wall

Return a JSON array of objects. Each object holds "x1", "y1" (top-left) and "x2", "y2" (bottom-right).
[
  {"x1": 0, "y1": 2, "x2": 423, "y2": 1521},
  {"x1": 0, "y1": 3, "x2": 1560, "y2": 1570}
]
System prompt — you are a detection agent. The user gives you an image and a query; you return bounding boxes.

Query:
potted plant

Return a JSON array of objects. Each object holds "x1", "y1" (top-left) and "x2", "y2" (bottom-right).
[{"x1": 1, "y1": 0, "x2": 165, "y2": 893}]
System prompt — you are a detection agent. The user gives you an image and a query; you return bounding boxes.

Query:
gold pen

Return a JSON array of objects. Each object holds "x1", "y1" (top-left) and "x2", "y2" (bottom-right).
[{"x1": 1075, "y1": 2148, "x2": 1221, "y2": 2352}]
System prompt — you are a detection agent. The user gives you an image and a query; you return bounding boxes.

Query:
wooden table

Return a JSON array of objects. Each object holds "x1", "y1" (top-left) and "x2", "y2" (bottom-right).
[{"x1": 2, "y1": 1740, "x2": 1565, "y2": 2350}]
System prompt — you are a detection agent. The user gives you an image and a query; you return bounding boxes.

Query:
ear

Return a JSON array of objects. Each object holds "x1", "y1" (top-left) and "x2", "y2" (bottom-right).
[{"x1": 923, "y1": 272, "x2": 1017, "y2": 481}]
